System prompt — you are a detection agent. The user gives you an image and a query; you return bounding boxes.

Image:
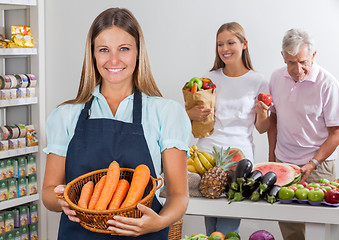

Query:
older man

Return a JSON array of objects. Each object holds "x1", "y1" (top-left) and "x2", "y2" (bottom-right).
[{"x1": 268, "y1": 29, "x2": 339, "y2": 240}]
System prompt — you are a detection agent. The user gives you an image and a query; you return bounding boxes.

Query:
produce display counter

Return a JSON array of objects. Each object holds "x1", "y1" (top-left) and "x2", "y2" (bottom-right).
[{"x1": 161, "y1": 197, "x2": 339, "y2": 240}]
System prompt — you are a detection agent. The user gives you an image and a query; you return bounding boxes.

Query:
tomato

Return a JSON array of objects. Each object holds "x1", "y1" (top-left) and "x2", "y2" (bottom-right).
[
  {"x1": 308, "y1": 188, "x2": 325, "y2": 202},
  {"x1": 295, "y1": 188, "x2": 309, "y2": 200},
  {"x1": 210, "y1": 231, "x2": 225, "y2": 240},
  {"x1": 305, "y1": 186, "x2": 314, "y2": 191},
  {"x1": 317, "y1": 178, "x2": 330, "y2": 184},
  {"x1": 257, "y1": 93, "x2": 272, "y2": 106},
  {"x1": 278, "y1": 187, "x2": 295, "y2": 199},
  {"x1": 288, "y1": 185, "x2": 298, "y2": 192},
  {"x1": 325, "y1": 190, "x2": 339, "y2": 204}
]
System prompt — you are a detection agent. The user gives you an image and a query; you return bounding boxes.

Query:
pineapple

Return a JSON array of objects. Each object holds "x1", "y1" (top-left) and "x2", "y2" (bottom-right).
[{"x1": 199, "y1": 147, "x2": 238, "y2": 199}]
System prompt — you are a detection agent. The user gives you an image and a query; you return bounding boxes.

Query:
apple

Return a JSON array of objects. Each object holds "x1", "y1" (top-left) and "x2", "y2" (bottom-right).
[
  {"x1": 330, "y1": 181, "x2": 339, "y2": 188},
  {"x1": 297, "y1": 181, "x2": 308, "y2": 187},
  {"x1": 295, "y1": 184, "x2": 305, "y2": 189},
  {"x1": 317, "y1": 178, "x2": 330, "y2": 184},
  {"x1": 325, "y1": 190, "x2": 339, "y2": 204},
  {"x1": 257, "y1": 93, "x2": 272, "y2": 106},
  {"x1": 288, "y1": 185, "x2": 298, "y2": 192},
  {"x1": 307, "y1": 182, "x2": 321, "y2": 188},
  {"x1": 305, "y1": 186, "x2": 314, "y2": 191},
  {"x1": 295, "y1": 188, "x2": 309, "y2": 200},
  {"x1": 322, "y1": 185, "x2": 333, "y2": 191},
  {"x1": 308, "y1": 188, "x2": 325, "y2": 202},
  {"x1": 278, "y1": 187, "x2": 295, "y2": 199}
]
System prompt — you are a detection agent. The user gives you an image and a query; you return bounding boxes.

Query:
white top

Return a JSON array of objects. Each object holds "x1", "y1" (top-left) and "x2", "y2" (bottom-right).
[
  {"x1": 197, "y1": 68, "x2": 268, "y2": 162},
  {"x1": 269, "y1": 62, "x2": 339, "y2": 165}
]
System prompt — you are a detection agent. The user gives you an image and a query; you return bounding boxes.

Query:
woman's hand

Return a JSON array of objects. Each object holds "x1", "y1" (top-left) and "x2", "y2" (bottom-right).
[
  {"x1": 187, "y1": 105, "x2": 212, "y2": 121},
  {"x1": 255, "y1": 100, "x2": 272, "y2": 134},
  {"x1": 54, "y1": 185, "x2": 80, "y2": 223},
  {"x1": 107, "y1": 203, "x2": 164, "y2": 236}
]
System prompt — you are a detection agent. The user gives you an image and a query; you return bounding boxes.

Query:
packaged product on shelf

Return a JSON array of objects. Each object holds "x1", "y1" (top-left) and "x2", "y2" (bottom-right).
[
  {"x1": 19, "y1": 206, "x2": 28, "y2": 226},
  {"x1": 12, "y1": 159, "x2": 18, "y2": 178},
  {"x1": 8, "y1": 139, "x2": 18, "y2": 150},
  {"x1": 26, "y1": 156, "x2": 36, "y2": 175},
  {"x1": 0, "y1": 141, "x2": 8, "y2": 152},
  {"x1": 9, "y1": 89, "x2": 16, "y2": 100},
  {"x1": 25, "y1": 125, "x2": 38, "y2": 147},
  {"x1": 28, "y1": 204, "x2": 38, "y2": 224},
  {"x1": 0, "y1": 76, "x2": 11, "y2": 89},
  {"x1": 6, "y1": 159, "x2": 14, "y2": 179},
  {"x1": 7, "y1": 126, "x2": 19, "y2": 139},
  {"x1": 16, "y1": 88, "x2": 26, "y2": 99},
  {"x1": 14, "y1": 74, "x2": 29, "y2": 88},
  {"x1": 20, "y1": 225, "x2": 29, "y2": 240},
  {"x1": 0, "y1": 41, "x2": 7, "y2": 48},
  {"x1": 0, "y1": 180, "x2": 8, "y2": 201},
  {"x1": 0, "y1": 127, "x2": 10, "y2": 141},
  {"x1": 11, "y1": 26, "x2": 34, "y2": 48},
  {"x1": 0, "y1": 90, "x2": 10, "y2": 100},
  {"x1": 5, "y1": 231, "x2": 14, "y2": 240},
  {"x1": 17, "y1": 138, "x2": 26, "y2": 149},
  {"x1": 27, "y1": 174, "x2": 37, "y2": 195},
  {"x1": 17, "y1": 177, "x2": 27, "y2": 197},
  {"x1": 17, "y1": 157, "x2": 27, "y2": 177},
  {"x1": 0, "y1": 161, "x2": 6, "y2": 180},
  {"x1": 14, "y1": 229, "x2": 20, "y2": 240},
  {"x1": 29, "y1": 223, "x2": 37, "y2": 240},
  {"x1": 0, "y1": 213, "x2": 4, "y2": 234},
  {"x1": 25, "y1": 74, "x2": 37, "y2": 88},
  {"x1": 26, "y1": 88, "x2": 35, "y2": 98},
  {"x1": 12, "y1": 209, "x2": 19, "y2": 228},
  {"x1": 8, "y1": 75, "x2": 17, "y2": 89},
  {"x1": 7, "y1": 178, "x2": 17, "y2": 199},
  {"x1": 4, "y1": 211, "x2": 14, "y2": 232},
  {"x1": 15, "y1": 125, "x2": 26, "y2": 139}
]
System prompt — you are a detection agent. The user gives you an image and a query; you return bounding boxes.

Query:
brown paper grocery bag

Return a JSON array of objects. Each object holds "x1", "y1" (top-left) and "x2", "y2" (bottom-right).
[{"x1": 182, "y1": 88, "x2": 215, "y2": 138}]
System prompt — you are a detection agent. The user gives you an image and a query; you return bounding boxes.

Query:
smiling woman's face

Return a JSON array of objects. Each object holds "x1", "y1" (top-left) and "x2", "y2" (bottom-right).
[{"x1": 94, "y1": 26, "x2": 138, "y2": 87}]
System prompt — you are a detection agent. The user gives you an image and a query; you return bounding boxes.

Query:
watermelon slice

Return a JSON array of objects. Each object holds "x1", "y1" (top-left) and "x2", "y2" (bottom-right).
[
  {"x1": 253, "y1": 162, "x2": 295, "y2": 186},
  {"x1": 226, "y1": 148, "x2": 245, "y2": 171},
  {"x1": 287, "y1": 163, "x2": 302, "y2": 184}
]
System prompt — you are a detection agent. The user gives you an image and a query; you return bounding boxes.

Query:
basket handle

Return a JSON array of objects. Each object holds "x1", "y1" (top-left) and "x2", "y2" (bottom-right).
[
  {"x1": 56, "y1": 193, "x2": 64, "y2": 200},
  {"x1": 154, "y1": 177, "x2": 164, "y2": 191}
]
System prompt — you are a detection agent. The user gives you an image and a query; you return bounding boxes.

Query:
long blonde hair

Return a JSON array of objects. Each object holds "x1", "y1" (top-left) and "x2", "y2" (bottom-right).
[
  {"x1": 210, "y1": 22, "x2": 253, "y2": 71},
  {"x1": 63, "y1": 8, "x2": 162, "y2": 105}
]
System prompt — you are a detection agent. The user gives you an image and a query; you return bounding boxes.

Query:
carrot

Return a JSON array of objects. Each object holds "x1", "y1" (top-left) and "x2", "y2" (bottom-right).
[
  {"x1": 120, "y1": 164, "x2": 150, "y2": 208},
  {"x1": 191, "y1": 82, "x2": 198, "y2": 93},
  {"x1": 78, "y1": 181, "x2": 94, "y2": 209},
  {"x1": 108, "y1": 179, "x2": 130, "y2": 210},
  {"x1": 87, "y1": 175, "x2": 107, "y2": 210},
  {"x1": 95, "y1": 161, "x2": 120, "y2": 210}
]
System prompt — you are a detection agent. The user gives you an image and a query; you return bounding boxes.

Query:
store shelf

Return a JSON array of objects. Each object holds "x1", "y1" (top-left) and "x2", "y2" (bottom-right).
[
  {"x1": 0, "y1": 194, "x2": 39, "y2": 209},
  {"x1": 0, "y1": 48, "x2": 37, "y2": 57},
  {"x1": 0, "y1": 0, "x2": 36, "y2": 6},
  {"x1": 0, "y1": 145, "x2": 38, "y2": 158},
  {"x1": 0, "y1": 97, "x2": 37, "y2": 107}
]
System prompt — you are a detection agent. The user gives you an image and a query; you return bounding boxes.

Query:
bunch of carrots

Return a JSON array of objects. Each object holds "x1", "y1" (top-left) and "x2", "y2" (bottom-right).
[{"x1": 77, "y1": 161, "x2": 151, "y2": 210}]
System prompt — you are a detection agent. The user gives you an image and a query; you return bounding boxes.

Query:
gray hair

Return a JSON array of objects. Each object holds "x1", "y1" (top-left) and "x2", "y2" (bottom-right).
[{"x1": 282, "y1": 29, "x2": 315, "y2": 56}]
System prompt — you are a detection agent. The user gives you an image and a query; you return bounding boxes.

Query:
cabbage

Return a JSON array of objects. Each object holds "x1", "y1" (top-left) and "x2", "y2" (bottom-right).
[{"x1": 249, "y1": 230, "x2": 275, "y2": 240}]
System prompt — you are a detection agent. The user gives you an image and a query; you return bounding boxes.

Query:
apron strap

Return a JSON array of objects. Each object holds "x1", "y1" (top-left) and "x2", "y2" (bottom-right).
[{"x1": 133, "y1": 89, "x2": 142, "y2": 124}]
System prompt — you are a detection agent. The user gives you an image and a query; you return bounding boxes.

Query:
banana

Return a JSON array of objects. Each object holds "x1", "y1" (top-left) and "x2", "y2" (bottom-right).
[
  {"x1": 197, "y1": 152, "x2": 213, "y2": 170},
  {"x1": 191, "y1": 145, "x2": 198, "y2": 151},
  {"x1": 187, "y1": 157, "x2": 194, "y2": 165},
  {"x1": 201, "y1": 151, "x2": 216, "y2": 166},
  {"x1": 192, "y1": 153, "x2": 207, "y2": 175},
  {"x1": 187, "y1": 164, "x2": 198, "y2": 173}
]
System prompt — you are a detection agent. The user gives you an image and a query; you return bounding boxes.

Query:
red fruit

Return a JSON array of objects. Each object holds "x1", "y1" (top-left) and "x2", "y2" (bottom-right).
[
  {"x1": 257, "y1": 93, "x2": 272, "y2": 106},
  {"x1": 288, "y1": 185, "x2": 298, "y2": 192},
  {"x1": 297, "y1": 181, "x2": 308, "y2": 187},
  {"x1": 325, "y1": 190, "x2": 339, "y2": 204},
  {"x1": 305, "y1": 186, "x2": 314, "y2": 191}
]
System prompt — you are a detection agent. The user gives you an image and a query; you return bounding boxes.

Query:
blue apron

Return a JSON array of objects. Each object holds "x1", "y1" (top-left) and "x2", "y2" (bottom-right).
[{"x1": 58, "y1": 90, "x2": 169, "y2": 240}]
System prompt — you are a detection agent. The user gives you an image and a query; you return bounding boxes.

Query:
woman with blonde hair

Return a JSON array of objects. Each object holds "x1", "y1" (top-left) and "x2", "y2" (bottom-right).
[
  {"x1": 42, "y1": 8, "x2": 191, "y2": 239},
  {"x1": 187, "y1": 22, "x2": 270, "y2": 235}
]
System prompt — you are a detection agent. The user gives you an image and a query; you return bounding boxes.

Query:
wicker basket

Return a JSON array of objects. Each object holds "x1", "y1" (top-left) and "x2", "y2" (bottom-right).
[
  {"x1": 168, "y1": 219, "x2": 183, "y2": 240},
  {"x1": 57, "y1": 168, "x2": 163, "y2": 234}
]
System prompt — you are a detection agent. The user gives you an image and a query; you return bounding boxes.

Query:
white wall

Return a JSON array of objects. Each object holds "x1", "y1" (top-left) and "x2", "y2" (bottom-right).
[{"x1": 44, "y1": 0, "x2": 339, "y2": 239}]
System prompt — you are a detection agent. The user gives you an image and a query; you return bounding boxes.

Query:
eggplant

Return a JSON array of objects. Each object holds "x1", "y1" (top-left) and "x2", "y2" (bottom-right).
[
  {"x1": 246, "y1": 170, "x2": 263, "y2": 187},
  {"x1": 259, "y1": 171, "x2": 277, "y2": 195},
  {"x1": 250, "y1": 186, "x2": 261, "y2": 201},
  {"x1": 266, "y1": 185, "x2": 281, "y2": 204},
  {"x1": 227, "y1": 188, "x2": 236, "y2": 201},
  {"x1": 228, "y1": 191, "x2": 245, "y2": 204},
  {"x1": 232, "y1": 159, "x2": 253, "y2": 192}
]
